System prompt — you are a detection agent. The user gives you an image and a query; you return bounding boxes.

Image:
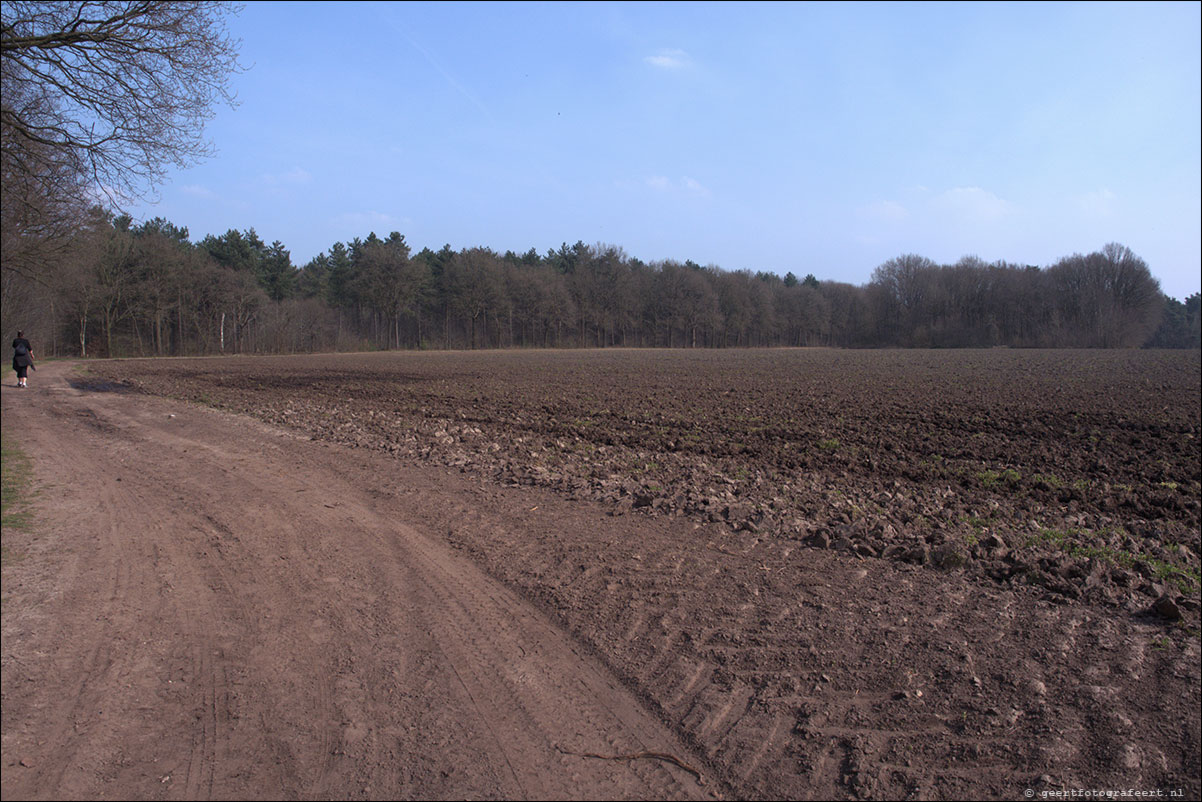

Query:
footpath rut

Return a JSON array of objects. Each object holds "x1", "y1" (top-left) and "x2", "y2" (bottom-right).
[{"x1": 1, "y1": 362, "x2": 713, "y2": 800}]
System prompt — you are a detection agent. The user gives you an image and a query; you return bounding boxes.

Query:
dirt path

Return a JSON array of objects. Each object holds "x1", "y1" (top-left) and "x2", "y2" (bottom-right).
[{"x1": 1, "y1": 362, "x2": 712, "y2": 800}]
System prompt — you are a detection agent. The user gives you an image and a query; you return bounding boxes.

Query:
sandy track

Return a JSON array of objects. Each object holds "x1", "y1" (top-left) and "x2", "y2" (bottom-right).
[{"x1": 1, "y1": 362, "x2": 712, "y2": 800}]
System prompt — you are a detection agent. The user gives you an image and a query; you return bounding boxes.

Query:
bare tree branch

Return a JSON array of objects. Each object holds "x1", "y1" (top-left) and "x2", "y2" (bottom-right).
[
  {"x1": 2, "y1": 1, "x2": 243, "y2": 204},
  {"x1": 2, "y1": 1, "x2": 243, "y2": 286}
]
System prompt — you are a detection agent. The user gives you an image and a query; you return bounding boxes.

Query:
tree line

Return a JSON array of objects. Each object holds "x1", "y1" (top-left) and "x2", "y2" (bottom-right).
[{"x1": 3, "y1": 207, "x2": 1198, "y2": 357}]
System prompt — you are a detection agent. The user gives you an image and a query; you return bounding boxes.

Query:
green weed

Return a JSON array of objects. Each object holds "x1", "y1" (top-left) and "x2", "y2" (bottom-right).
[
  {"x1": 1025, "y1": 527, "x2": 1200, "y2": 594},
  {"x1": 1145, "y1": 558, "x2": 1200, "y2": 593},
  {"x1": 1, "y1": 431, "x2": 36, "y2": 565},
  {"x1": 977, "y1": 468, "x2": 1021, "y2": 489},
  {"x1": 1031, "y1": 473, "x2": 1062, "y2": 489}
]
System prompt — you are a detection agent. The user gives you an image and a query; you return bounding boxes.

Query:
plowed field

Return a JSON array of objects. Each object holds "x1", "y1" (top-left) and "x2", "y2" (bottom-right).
[
  {"x1": 4, "y1": 348, "x2": 1199, "y2": 800},
  {"x1": 100, "y1": 348, "x2": 1200, "y2": 608}
]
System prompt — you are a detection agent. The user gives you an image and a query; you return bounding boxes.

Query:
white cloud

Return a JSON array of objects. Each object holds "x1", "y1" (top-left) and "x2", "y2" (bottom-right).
[
  {"x1": 181, "y1": 184, "x2": 218, "y2": 199},
  {"x1": 260, "y1": 167, "x2": 313, "y2": 189},
  {"x1": 644, "y1": 175, "x2": 712, "y2": 198},
  {"x1": 1078, "y1": 188, "x2": 1117, "y2": 218},
  {"x1": 644, "y1": 49, "x2": 692, "y2": 69},
  {"x1": 931, "y1": 186, "x2": 1012, "y2": 223},
  {"x1": 252, "y1": 167, "x2": 314, "y2": 200},
  {"x1": 855, "y1": 186, "x2": 1018, "y2": 259},
  {"x1": 334, "y1": 210, "x2": 399, "y2": 230},
  {"x1": 859, "y1": 199, "x2": 909, "y2": 223},
  {"x1": 682, "y1": 177, "x2": 711, "y2": 198}
]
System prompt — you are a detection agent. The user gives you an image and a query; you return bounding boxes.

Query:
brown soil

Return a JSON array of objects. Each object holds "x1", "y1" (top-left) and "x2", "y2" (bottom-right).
[{"x1": 3, "y1": 350, "x2": 1200, "y2": 801}]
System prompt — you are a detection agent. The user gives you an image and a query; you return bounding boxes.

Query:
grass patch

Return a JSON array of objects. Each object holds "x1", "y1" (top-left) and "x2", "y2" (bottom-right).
[
  {"x1": 2, "y1": 431, "x2": 36, "y2": 565},
  {"x1": 1031, "y1": 473, "x2": 1062, "y2": 489},
  {"x1": 977, "y1": 467, "x2": 1021, "y2": 489},
  {"x1": 1025, "y1": 527, "x2": 1201, "y2": 595}
]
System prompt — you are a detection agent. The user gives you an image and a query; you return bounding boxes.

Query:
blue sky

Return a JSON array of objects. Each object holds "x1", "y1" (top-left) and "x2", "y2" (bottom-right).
[{"x1": 125, "y1": 1, "x2": 1201, "y2": 300}]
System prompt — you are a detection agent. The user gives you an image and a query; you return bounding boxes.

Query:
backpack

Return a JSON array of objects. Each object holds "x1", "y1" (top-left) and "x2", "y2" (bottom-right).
[{"x1": 14, "y1": 341, "x2": 28, "y2": 358}]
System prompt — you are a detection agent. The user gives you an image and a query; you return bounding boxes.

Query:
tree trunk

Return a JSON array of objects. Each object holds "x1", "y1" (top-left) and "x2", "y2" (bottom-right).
[{"x1": 104, "y1": 307, "x2": 114, "y2": 357}]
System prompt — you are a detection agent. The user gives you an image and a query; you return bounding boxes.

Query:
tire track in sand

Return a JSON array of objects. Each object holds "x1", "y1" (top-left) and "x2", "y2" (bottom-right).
[{"x1": 1, "y1": 363, "x2": 713, "y2": 801}]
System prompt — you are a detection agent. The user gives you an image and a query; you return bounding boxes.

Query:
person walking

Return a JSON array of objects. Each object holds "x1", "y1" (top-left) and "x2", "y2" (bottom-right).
[{"x1": 12, "y1": 331, "x2": 34, "y2": 388}]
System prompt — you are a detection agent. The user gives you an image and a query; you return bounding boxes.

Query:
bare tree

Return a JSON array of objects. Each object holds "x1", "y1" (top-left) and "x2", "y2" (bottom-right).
[
  {"x1": 1, "y1": 1, "x2": 242, "y2": 205},
  {"x1": 0, "y1": 126, "x2": 88, "y2": 281}
]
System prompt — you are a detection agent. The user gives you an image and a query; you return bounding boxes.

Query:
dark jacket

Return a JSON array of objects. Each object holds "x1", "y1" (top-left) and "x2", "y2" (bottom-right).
[{"x1": 12, "y1": 338, "x2": 33, "y2": 369}]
